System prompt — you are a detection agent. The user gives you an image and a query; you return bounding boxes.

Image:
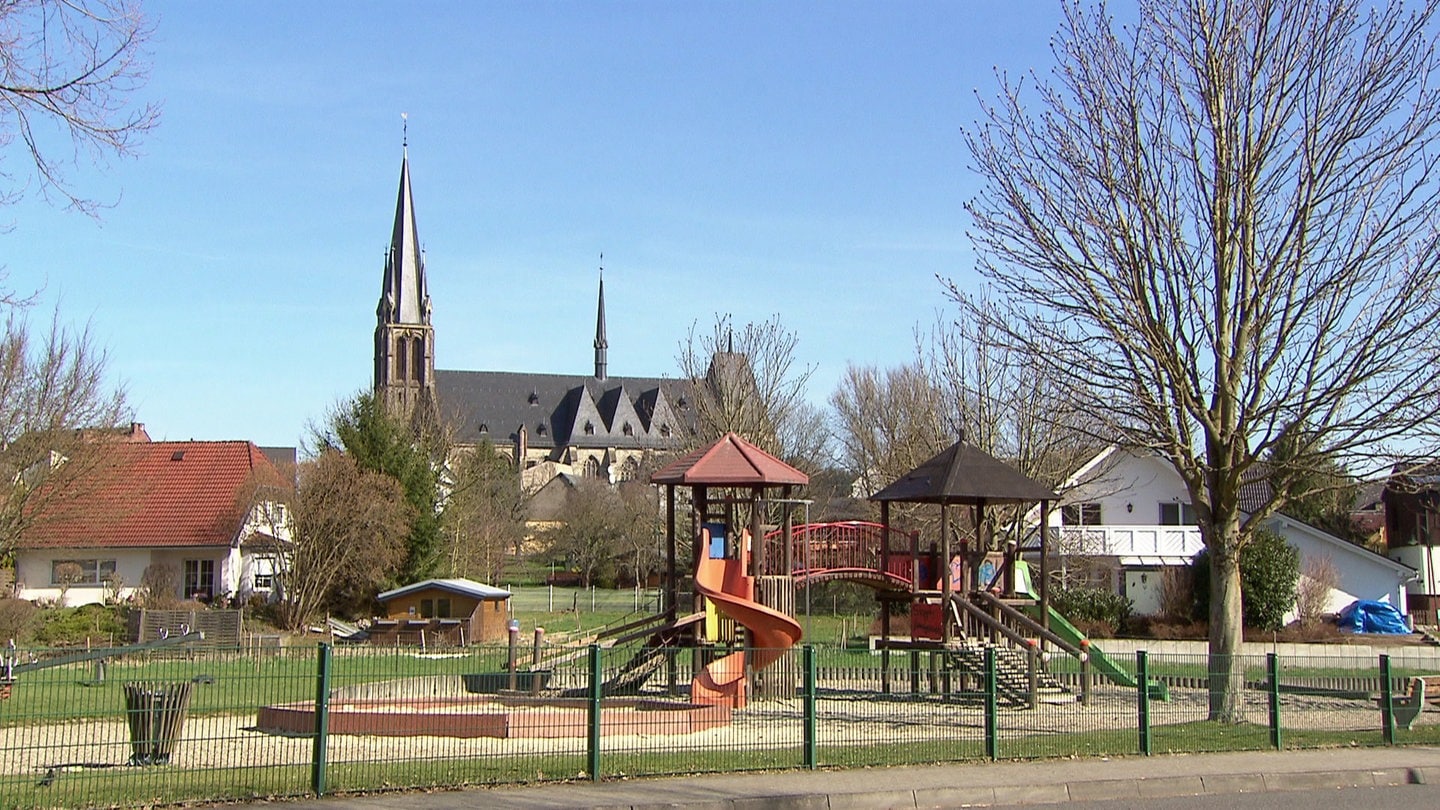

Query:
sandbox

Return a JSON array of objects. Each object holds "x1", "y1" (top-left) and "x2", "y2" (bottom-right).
[{"x1": 256, "y1": 694, "x2": 731, "y2": 739}]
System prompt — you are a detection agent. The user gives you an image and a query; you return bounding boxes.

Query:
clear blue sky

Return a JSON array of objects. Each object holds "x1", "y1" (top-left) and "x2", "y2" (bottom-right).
[{"x1": 3, "y1": 2, "x2": 1063, "y2": 450}]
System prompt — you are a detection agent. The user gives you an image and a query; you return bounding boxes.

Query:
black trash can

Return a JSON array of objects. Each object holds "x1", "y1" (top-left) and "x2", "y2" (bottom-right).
[{"x1": 123, "y1": 681, "x2": 194, "y2": 765}]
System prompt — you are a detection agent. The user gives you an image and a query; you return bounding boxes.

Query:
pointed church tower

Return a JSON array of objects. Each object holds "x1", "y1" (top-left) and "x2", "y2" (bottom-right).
[
  {"x1": 374, "y1": 144, "x2": 436, "y2": 420},
  {"x1": 593, "y1": 265, "x2": 608, "y2": 381}
]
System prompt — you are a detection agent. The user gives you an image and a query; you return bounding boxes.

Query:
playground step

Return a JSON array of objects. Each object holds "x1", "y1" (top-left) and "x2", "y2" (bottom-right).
[{"x1": 943, "y1": 639, "x2": 1075, "y2": 706}]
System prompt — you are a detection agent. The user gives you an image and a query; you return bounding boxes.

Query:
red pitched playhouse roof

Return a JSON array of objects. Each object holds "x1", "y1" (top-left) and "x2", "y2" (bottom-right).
[{"x1": 20, "y1": 440, "x2": 285, "y2": 550}]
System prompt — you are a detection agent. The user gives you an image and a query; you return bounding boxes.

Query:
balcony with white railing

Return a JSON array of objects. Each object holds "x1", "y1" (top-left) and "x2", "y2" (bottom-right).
[{"x1": 1055, "y1": 524, "x2": 1204, "y2": 562}]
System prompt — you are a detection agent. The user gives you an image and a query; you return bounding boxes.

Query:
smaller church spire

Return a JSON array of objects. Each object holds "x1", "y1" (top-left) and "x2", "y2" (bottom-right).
[{"x1": 594, "y1": 255, "x2": 608, "y2": 380}]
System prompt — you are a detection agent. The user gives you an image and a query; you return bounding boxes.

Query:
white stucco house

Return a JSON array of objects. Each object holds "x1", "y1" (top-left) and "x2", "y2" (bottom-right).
[
  {"x1": 11, "y1": 435, "x2": 292, "y2": 607},
  {"x1": 1044, "y1": 446, "x2": 1415, "y2": 621}
]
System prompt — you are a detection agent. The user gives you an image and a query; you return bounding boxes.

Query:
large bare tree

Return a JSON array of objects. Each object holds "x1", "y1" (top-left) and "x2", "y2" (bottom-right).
[
  {"x1": 959, "y1": 0, "x2": 1440, "y2": 720},
  {"x1": 0, "y1": 0, "x2": 159, "y2": 214}
]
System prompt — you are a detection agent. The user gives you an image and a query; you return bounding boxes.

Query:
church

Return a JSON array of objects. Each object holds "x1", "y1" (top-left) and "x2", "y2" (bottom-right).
[{"x1": 371, "y1": 148, "x2": 703, "y2": 489}]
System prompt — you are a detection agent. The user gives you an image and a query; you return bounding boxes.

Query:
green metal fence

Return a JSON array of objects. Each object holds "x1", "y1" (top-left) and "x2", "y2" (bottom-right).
[{"x1": 2, "y1": 641, "x2": 1439, "y2": 808}]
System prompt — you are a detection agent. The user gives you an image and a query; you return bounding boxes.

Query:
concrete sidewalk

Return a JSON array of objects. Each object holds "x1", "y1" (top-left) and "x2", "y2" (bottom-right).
[{"x1": 269, "y1": 746, "x2": 1440, "y2": 809}]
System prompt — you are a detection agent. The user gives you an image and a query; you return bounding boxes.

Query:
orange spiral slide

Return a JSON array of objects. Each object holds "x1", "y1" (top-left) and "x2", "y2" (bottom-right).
[{"x1": 690, "y1": 535, "x2": 803, "y2": 708}]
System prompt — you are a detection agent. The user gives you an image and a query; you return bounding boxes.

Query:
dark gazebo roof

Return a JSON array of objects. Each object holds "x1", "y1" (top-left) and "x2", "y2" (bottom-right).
[
  {"x1": 870, "y1": 439, "x2": 1056, "y2": 505},
  {"x1": 650, "y1": 432, "x2": 808, "y2": 487}
]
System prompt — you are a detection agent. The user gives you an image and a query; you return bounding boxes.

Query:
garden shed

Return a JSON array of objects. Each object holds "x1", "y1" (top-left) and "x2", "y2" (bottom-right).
[{"x1": 371, "y1": 578, "x2": 511, "y2": 645}]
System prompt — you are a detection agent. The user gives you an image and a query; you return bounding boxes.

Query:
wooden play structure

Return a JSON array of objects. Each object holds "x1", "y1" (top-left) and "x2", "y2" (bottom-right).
[{"x1": 550, "y1": 432, "x2": 1157, "y2": 708}]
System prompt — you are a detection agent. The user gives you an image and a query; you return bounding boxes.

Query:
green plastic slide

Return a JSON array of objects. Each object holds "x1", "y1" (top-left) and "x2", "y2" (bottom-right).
[{"x1": 1029, "y1": 605, "x2": 1169, "y2": 700}]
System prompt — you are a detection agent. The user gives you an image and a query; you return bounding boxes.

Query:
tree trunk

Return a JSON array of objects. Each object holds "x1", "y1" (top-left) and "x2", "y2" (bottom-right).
[{"x1": 1207, "y1": 547, "x2": 1245, "y2": 722}]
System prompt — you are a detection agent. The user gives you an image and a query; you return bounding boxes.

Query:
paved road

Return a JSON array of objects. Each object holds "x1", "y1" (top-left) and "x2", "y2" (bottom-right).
[{"x1": 261, "y1": 745, "x2": 1440, "y2": 809}]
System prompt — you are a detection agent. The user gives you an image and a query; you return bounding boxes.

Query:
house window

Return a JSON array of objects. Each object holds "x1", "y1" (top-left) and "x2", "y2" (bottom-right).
[
  {"x1": 437, "y1": 598, "x2": 451, "y2": 618},
  {"x1": 1159, "y1": 502, "x2": 1198, "y2": 525},
  {"x1": 1061, "y1": 502, "x2": 1103, "y2": 526},
  {"x1": 252, "y1": 555, "x2": 277, "y2": 590},
  {"x1": 184, "y1": 559, "x2": 215, "y2": 601},
  {"x1": 420, "y1": 599, "x2": 434, "y2": 618},
  {"x1": 50, "y1": 558, "x2": 116, "y2": 586}
]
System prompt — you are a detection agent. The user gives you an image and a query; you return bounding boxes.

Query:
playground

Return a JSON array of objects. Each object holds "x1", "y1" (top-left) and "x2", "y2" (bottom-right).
[{"x1": 5, "y1": 434, "x2": 1440, "y2": 808}]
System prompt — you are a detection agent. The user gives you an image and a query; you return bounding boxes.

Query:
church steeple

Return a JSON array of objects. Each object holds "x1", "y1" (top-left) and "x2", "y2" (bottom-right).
[
  {"x1": 593, "y1": 259, "x2": 608, "y2": 380},
  {"x1": 374, "y1": 131, "x2": 436, "y2": 420}
]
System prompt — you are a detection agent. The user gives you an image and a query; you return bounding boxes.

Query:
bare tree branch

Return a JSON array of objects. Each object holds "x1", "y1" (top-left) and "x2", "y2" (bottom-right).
[{"x1": 0, "y1": 0, "x2": 159, "y2": 215}]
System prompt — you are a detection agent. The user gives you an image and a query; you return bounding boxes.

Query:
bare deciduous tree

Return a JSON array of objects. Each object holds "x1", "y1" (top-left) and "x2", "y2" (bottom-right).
[
  {"x1": 540, "y1": 477, "x2": 629, "y2": 589},
  {"x1": 831, "y1": 362, "x2": 950, "y2": 500},
  {"x1": 959, "y1": 0, "x2": 1440, "y2": 719},
  {"x1": 442, "y1": 441, "x2": 527, "y2": 584},
  {"x1": 0, "y1": 310, "x2": 128, "y2": 560},
  {"x1": 0, "y1": 0, "x2": 160, "y2": 214},
  {"x1": 677, "y1": 313, "x2": 824, "y2": 468},
  {"x1": 275, "y1": 450, "x2": 412, "y2": 631}
]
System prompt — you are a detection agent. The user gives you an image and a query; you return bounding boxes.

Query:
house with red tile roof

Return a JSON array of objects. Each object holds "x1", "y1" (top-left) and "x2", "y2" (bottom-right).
[{"x1": 12, "y1": 438, "x2": 292, "y2": 606}]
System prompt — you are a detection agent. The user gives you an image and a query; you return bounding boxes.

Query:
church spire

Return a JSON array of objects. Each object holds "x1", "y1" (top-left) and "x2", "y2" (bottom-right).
[
  {"x1": 593, "y1": 256, "x2": 608, "y2": 380},
  {"x1": 374, "y1": 122, "x2": 436, "y2": 420},
  {"x1": 378, "y1": 143, "x2": 429, "y2": 327}
]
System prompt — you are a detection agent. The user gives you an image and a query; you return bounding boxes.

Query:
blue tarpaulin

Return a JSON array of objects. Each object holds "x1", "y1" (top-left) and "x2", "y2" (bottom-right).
[{"x1": 1336, "y1": 600, "x2": 1411, "y2": 634}]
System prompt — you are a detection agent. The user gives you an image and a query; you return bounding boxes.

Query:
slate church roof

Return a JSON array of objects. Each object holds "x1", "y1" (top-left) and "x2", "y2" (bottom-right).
[{"x1": 436, "y1": 369, "x2": 697, "y2": 451}]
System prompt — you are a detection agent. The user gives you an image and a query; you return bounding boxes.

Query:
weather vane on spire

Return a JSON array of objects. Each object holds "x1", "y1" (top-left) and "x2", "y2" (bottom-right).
[
  {"x1": 401, "y1": 112, "x2": 409, "y2": 149},
  {"x1": 599, "y1": 252, "x2": 604, "y2": 280}
]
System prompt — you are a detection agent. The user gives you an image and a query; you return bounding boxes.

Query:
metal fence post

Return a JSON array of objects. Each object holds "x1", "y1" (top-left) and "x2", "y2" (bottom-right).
[
  {"x1": 803, "y1": 644, "x2": 817, "y2": 769},
  {"x1": 984, "y1": 646, "x2": 999, "y2": 761},
  {"x1": 1026, "y1": 644, "x2": 1038, "y2": 711},
  {"x1": 1137, "y1": 650, "x2": 1151, "y2": 756},
  {"x1": 1380, "y1": 653, "x2": 1395, "y2": 745},
  {"x1": 588, "y1": 643, "x2": 603, "y2": 780},
  {"x1": 311, "y1": 642, "x2": 332, "y2": 796},
  {"x1": 1267, "y1": 653, "x2": 1282, "y2": 750}
]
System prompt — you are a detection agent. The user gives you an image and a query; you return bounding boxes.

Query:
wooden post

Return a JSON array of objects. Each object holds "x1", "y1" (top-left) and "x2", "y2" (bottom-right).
[
  {"x1": 1039, "y1": 499, "x2": 1051, "y2": 631},
  {"x1": 941, "y1": 503, "x2": 951, "y2": 644},
  {"x1": 782, "y1": 485, "x2": 794, "y2": 576},
  {"x1": 665, "y1": 484, "x2": 676, "y2": 615},
  {"x1": 749, "y1": 488, "x2": 763, "y2": 579}
]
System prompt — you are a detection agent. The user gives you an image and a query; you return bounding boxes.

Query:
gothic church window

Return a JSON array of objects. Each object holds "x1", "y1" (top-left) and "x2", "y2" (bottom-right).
[
  {"x1": 584, "y1": 457, "x2": 601, "y2": 478},
  {"x1": 622, "y1": 422, "x2": 633, "y2": 437},
  {"x1": 412, "y1": 337, "x2": 424, "y2": 382},
  {"x1": 584, "y1": 421, "x2": 595, "y2": 435}
]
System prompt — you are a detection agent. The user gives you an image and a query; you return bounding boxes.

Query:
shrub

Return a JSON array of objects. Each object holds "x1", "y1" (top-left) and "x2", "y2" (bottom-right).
[
  {"x1": 0, "y1": 598, "x2": 39, "y2": 642},
  {"x1": 1192, "y1": 529, "x2": 1300, "y2": 632},
  {"x1": 139, "y1": 563, "x2": 179, "y2": 609},
  {"x1": 1158, "y1": 566, "x2": 1194, "y2": 621},
  {"x1": 31, "y1": 604, "x2": 127, "y2": 646},
  {"x1": 1051, "y1": 586, "x2": 1132, "y2": 635},
  {"x1": 1296, "y1": 554, "x2": 1339, "y2": 626}
]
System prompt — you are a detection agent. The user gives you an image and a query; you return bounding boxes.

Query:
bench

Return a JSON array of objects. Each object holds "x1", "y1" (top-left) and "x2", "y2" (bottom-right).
[{"x1": 1389, "y1": 675, "x2": 1440, "y2": 730}]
